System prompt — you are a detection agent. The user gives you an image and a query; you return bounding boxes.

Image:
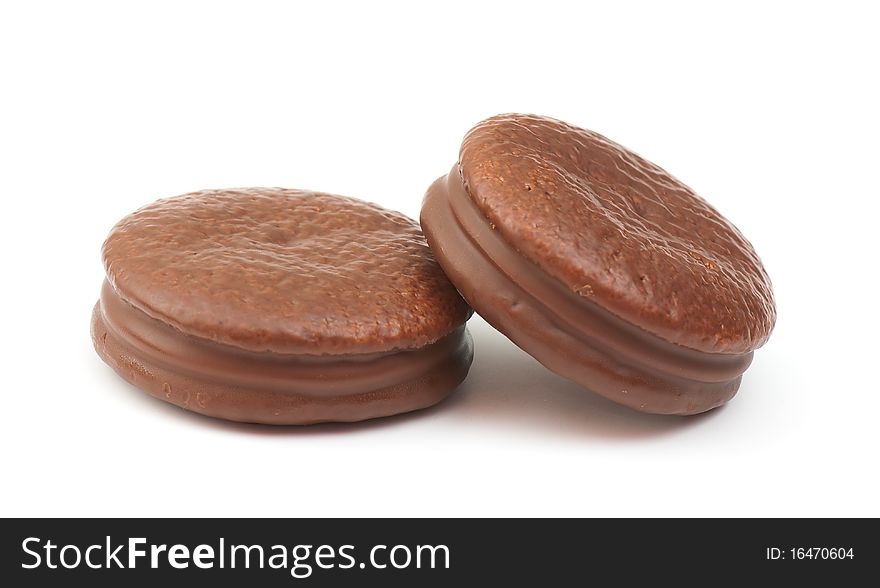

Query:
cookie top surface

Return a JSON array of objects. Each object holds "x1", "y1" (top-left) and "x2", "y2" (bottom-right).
[
  {"x1": 102, "y1": 188, "x2": 471, "y2": 354},
  {"x1": 459, "y1": 114, "x2": 775, "y2": 354}
]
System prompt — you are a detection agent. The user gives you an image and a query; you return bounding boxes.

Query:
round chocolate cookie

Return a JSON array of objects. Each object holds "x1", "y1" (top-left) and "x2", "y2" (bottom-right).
[
  {"x1": 421, "y1": 114, "x2": 775, "y2": 415},
  {"x1": 92, "y1": 188, "x2": 473, "y2": 424}
]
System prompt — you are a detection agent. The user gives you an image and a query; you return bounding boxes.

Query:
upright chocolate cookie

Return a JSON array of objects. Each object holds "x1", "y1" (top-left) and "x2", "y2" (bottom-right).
[
  {"x1": 92, "y1": 188, "x2": 473, "y2": 424},
  {"x1": 422, "y1": 114, "x2": 775, "y2": 415}
]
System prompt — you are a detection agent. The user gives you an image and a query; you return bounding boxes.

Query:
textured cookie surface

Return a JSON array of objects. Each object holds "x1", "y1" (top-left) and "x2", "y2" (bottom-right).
[
  {"x1": 460, "y1": 114, "x2": 775, "y2": 354},
  {"x1": 103, "y1": 188, "x2": 470, "y2": 354}
]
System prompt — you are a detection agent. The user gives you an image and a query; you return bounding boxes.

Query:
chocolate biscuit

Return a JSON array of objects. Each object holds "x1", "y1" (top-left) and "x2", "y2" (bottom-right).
[
  {"x1": 421, "y1": 114, "x2": 775, "y2": 415},
  {"x1": 93, "y1": 188, "x2": 473, "y2": 424}
]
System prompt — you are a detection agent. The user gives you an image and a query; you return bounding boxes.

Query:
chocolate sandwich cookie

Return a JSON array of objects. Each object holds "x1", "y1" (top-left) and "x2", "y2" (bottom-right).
[
  {"x1": 422, "y1": 114, "x2": 775, "y2": 415},
  {"x1": 92, "y1": 188, "x2": 473, "y2": 424}
]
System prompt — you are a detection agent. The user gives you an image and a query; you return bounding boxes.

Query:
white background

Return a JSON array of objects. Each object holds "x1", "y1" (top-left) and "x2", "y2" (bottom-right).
[{"x1": 1, "y1": 1, "x2": 877, "y2": 517}]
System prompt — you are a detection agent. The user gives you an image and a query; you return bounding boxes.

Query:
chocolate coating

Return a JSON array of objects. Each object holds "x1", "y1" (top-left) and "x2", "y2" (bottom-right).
[
  {"x1": 103, "y1": 188, "x2": 471, "y2": 354},
  {"x1": 422, "y1": 114, "x2": 775, "y2": 415},
  {"x1": 460, "y1": 114, "x2": 775, "y2": 354},
  {"x1": 94, "y1": 188, "x2": 473, "y2": 424}
]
